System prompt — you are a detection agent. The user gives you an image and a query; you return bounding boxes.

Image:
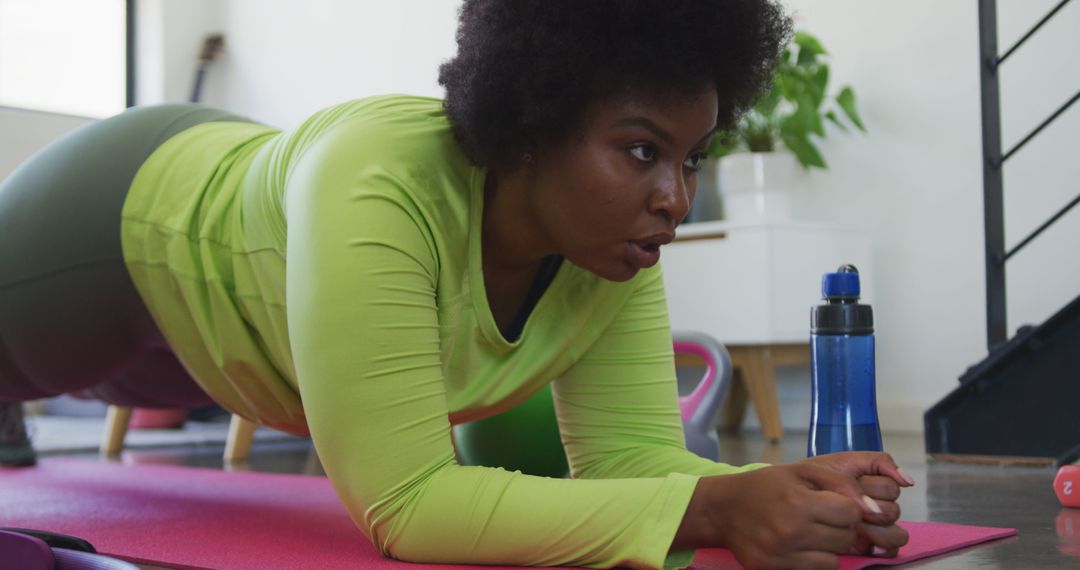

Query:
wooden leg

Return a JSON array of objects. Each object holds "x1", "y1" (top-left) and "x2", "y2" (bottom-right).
[
  {"x1": 737, "y1": 348, "x2": 784, "y2": 442},
  {"x1": 720, "y1": 370, "x2": 750, "y2": 432},
  {"x1": 101, "y1": 405, "x2": 132, "y2": 457},
  {"x1": 224, "y1": 414, "x2": 256, "y2": 463}
]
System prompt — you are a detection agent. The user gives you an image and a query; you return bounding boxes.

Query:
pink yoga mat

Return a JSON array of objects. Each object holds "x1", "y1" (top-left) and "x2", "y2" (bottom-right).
[
  {"x1": 689, "y1": 520, "x2": 1018, "y2": 569},
  {"x1": 0, "y1": 459, "x2": 1016, "y2": 569}
]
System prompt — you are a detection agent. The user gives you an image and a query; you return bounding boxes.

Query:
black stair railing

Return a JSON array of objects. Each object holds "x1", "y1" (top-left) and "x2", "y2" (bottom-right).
[
  {"x1": 126, "y1": 0, "x2": 135, "y2": 108},
  {"x1": 980, "y1": 0, "x2": 1079, "y2": 350}
]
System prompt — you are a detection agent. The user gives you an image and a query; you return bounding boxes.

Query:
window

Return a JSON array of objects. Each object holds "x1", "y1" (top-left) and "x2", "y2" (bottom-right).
[{"x1": 0, "y1": 0, "x2": 126, "y2": 117}]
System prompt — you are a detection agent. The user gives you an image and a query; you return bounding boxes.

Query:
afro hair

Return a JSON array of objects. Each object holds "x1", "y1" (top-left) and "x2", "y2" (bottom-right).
[{"x1": 438, "y1": 0, "x2": 791, "y2": 173}]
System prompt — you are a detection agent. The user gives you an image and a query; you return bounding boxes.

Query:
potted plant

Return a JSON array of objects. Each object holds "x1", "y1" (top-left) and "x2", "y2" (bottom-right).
[{"x1": 703, "y1": 30, "x2": 866, "y2": 222}]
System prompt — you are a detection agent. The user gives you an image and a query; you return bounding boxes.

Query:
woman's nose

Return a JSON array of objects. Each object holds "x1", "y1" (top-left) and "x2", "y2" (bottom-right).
[{"x1": 649, "y1": 171, "x2": 691, "y2": 225}]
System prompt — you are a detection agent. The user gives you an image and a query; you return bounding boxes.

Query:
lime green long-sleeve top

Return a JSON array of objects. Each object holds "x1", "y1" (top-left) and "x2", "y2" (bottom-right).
[{"x1": 121, "y1": 95, "x2": 764, "y2": 569}]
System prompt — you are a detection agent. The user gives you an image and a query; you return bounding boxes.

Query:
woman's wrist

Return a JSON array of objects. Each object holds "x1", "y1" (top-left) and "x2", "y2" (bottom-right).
[{"x1": 671, "y1": 475, "x2": 728, "y2": 550}]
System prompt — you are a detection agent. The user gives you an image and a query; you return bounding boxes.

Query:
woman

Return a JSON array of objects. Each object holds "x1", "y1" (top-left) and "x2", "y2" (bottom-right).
[{"x1": 0, "y1": 1, "x2": 913, "y2": 568}]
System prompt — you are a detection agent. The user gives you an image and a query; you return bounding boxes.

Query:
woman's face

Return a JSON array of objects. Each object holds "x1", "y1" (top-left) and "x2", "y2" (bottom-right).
[{"x1": 525, "y1": 88, "x2": 719, "y2": 282}]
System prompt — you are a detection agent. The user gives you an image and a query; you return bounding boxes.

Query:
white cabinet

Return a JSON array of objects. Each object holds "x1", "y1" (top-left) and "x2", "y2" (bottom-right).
[{"x1": 662, "y1": 221, "x2": 873, "y2": 345}]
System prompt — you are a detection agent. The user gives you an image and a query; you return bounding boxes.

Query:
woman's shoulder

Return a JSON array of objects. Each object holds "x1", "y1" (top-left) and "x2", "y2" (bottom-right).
[
  {"x1": 333, "y1": 94, "x2": 446, "y2": 118},
  {"x1": 280, "y1": 95, "x2": 480, "y2": 244},
  {"x1": 288, "y1": 94, "x2": 472, "y2": 180},
  {"x1": 300, "y1": 94, "x2": 450, "y2": 148}
]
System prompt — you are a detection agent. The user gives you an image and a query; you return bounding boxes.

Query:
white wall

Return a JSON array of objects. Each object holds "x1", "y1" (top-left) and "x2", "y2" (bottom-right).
[
  {"x1": 215, "y1": 0, "x2": 459, "y2": 126},
  {"x1": 135, "y1": 0, "x2": 226, "y2": 106}
]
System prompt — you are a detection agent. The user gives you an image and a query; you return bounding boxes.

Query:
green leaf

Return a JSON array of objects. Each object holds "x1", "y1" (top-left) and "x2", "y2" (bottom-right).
[
  {"x1": 707, "y1": 132, "x2": 741, "y2": 158},
  {"x1": 810, "y1": 65, "x2": 829, "y2": 107},
  {"x1": 824, "y1": 110, "x2": 848, "y2": 132},
  {"x1": 836, "y1": 86, "x2": 866, "y2": 131},
  {"x1": 797, "y1": 46, "x2": 818, "y2": 67},
  {"x1": 787, "y1": 93, "x2": 824, "y2": 137},
  {"x1": 778, "y1": 112, "x2": 801, "y2": 137},
  {"x1": 782, "y1": 133, "x2": 827, "y2": 169},
  {"x1": 810, "y1": 107, "x2": 825, "y2": 137},
  {"x1": 778, "y1": 72, "x2": 799, "y2": 101},
  {"x1": 794, "y1": 31, "x2": 827, "y2": 57}
]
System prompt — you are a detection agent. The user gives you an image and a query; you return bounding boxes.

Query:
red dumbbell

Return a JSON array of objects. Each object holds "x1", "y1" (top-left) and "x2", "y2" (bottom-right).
[{"x1": 1055, "y1": 466, "x2": 1080, "y2": 508}]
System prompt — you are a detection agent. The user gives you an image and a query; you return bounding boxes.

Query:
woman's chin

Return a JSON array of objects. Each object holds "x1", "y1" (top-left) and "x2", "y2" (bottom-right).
[{"x1": 585, "y1": 260, "x2": 640, "y2": 283}]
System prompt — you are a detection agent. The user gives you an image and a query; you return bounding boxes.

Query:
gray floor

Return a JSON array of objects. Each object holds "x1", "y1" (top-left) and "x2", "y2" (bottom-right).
[{"x1": 41, "y1": 425, "x2": 1080, "y2": 569}]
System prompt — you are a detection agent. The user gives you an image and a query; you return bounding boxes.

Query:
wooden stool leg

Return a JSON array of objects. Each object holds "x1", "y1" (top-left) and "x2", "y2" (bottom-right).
[
  {"x1": 101, "y1": 405, "x2": 132, "y2": 456},
  {"x1": 224, "y1": 414, "x2": 256, "y2": 463},
  {"x1": 738, "y1": 349, "x2": 784, "y2": 442},
  {"x1": 720, "y1": 371, "x2": 750, "y2": 432}
]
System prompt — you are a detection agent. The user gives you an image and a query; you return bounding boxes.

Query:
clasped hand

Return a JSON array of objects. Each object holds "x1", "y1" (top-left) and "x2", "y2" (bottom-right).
[{"x1": 694, "y1": 451, "x2": 914, "y2": 570}]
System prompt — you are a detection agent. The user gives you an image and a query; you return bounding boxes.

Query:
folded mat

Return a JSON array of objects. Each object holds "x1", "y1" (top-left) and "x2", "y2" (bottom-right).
[{"x1": 0, "y1": 459, "x2": 1016, "y2": 569}]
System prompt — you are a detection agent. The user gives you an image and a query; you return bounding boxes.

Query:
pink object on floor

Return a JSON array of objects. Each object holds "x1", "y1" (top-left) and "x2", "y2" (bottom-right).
[
  {"x1": 1055, "y1": 465, "x2": 1080, "y2": 507},
  {"x1": 0, "y1": 459, "x2": 1016, "y2": 569},
  {"x1": 674, "y1": 340, "x2": 717, "y2": 423}
]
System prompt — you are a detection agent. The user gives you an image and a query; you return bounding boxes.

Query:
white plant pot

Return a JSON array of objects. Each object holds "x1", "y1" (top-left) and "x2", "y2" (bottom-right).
[
  {"x1": 687, "y1": 159, "x2": 723, "y2": 223},
  {"x1": 717, "y1": 152, "x2": 802, "y2": 222}
]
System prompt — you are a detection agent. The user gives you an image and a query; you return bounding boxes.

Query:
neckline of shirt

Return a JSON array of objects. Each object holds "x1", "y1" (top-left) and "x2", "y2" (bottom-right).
[{"x1": 467, "y1": 167, "x2": 572, "y2": 350}]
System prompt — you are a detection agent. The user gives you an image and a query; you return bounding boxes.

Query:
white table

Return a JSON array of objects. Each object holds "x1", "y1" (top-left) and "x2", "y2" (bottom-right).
[{"x1": 663, "y1": 221, "x2": 873, "y2": 441}]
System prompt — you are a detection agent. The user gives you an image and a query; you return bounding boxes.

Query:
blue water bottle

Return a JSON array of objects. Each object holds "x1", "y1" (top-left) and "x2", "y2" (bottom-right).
[{"x1": 807, "y1": 264, "x2": 883, "y2": 456}]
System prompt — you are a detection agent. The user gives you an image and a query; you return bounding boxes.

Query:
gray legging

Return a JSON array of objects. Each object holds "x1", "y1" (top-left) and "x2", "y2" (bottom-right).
[{"x1": 0, "y1": 104, "x2": 253, "y2": 407}]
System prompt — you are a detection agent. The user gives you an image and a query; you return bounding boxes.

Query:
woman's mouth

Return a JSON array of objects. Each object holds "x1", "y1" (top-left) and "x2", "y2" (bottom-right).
[{"x1": 627, "y1": 240, "x2": 662, "y2": 268}]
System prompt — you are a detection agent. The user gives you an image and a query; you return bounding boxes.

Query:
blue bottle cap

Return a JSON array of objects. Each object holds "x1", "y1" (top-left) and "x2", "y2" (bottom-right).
[{"x1": 822, "y1": 264, "x2": 861, "y2": 300}]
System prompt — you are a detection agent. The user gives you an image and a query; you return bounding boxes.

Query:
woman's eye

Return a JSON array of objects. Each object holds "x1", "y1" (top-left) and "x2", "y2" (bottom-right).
[
  {"x1": 683, "y1": 152, "x2": 707, "y2": 171},
  {"x1": 629, "y1": 145, "x2": 656, "y2": 162}
]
